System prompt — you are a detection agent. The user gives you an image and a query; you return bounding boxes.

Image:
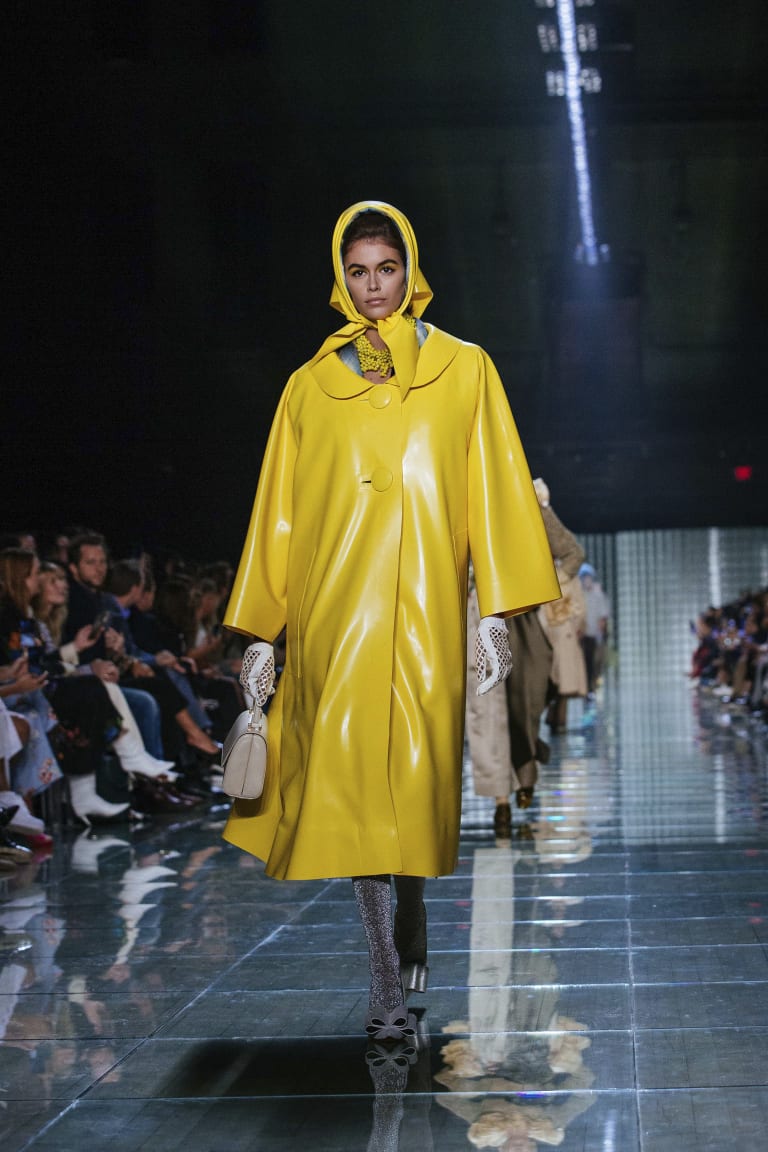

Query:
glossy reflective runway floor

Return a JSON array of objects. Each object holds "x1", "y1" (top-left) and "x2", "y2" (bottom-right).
[{"x1": 2, "y1": 676, "x2": 767, "y2": 1151}]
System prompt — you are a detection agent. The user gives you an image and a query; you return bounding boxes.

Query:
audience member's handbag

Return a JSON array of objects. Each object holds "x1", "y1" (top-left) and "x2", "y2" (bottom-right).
[{"x1": 221, "y1": 704, "x2": 268, "y2": 800}]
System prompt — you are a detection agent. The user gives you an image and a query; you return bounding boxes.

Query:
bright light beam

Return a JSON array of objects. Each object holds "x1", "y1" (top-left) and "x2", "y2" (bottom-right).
[{"x1": 556, "y1": 0, "x2": 600, "y2": 264}]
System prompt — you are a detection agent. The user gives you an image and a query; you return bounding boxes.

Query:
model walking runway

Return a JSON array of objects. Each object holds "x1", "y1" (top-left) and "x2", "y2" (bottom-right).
[{"x1": 1, "y1": 666, "x2": 767, "y2": 1151}]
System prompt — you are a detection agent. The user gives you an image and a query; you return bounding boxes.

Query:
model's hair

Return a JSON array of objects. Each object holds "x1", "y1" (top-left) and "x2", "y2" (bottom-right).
[
  {"x1": 108, "y1": 559, "x2": 144, "y2": 598},
  {"x1": 68, "y1": 532, "x2": 107, "y2": 566},
  {"x1": 341, "y1": 211, "x2": 407, "y2": 265},
  {"x1": 0, "y1": 548, "x2": 36, "y2": 613},
  {"x1": 33, "y1": 562, "x2": 68, "y2": 644}
]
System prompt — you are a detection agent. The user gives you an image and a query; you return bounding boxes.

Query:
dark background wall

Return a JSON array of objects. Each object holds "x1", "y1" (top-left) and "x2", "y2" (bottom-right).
[{"x1": 3, "y1": 0, "x2": 767, "y2": 562}]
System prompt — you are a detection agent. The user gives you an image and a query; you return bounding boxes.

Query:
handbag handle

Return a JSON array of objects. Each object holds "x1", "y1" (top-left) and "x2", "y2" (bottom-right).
[{"x1": 246, "y1": 705, "x2": 265, "y2": 733}]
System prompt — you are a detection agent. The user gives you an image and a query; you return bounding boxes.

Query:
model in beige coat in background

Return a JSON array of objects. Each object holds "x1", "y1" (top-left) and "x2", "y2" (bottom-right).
[{"x1": 466, "y1": 480, "x2": 585, "y2": 835}]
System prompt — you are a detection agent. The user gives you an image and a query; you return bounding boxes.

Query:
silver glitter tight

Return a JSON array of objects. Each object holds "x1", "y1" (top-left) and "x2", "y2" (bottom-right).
[
  {"x1": 352, "y1": 874, "x2": 426, "y2": 1010},
  {"x1": 353, "y1": 875, "x2": 401, "y2": 1010}
]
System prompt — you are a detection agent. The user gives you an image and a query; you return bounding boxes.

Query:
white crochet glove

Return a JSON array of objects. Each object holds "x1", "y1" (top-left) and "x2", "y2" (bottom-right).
[
  {"x1": 240, "y1": 642, "x2": 276, "y2": 708},
  {"x1": 475, "y1": 616, "x2": 512, "y2": 696}
]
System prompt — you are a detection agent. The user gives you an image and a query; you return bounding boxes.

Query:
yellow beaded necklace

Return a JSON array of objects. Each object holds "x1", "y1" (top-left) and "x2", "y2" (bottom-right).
[{"x1": 354, "y1": 314, "x2": 417, "y2": 378}]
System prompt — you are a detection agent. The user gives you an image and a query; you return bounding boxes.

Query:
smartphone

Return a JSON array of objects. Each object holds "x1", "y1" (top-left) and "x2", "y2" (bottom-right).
[{"x1": 89, "y1": 609, "x2": 113, "y2": 640}]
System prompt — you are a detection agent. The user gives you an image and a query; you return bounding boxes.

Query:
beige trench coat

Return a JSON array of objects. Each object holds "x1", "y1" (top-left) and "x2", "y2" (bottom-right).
[
  {"x1": 539, "y1": 571, "x2": 588, "y2": 697},
  {"x1": 466, "y1": 505, "x2": 584, "y2": 796}
]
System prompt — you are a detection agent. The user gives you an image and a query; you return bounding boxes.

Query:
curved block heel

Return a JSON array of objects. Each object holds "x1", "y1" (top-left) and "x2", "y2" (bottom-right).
[{"x1": 401, "y1": 960, "x2": 429, "y2": 994}]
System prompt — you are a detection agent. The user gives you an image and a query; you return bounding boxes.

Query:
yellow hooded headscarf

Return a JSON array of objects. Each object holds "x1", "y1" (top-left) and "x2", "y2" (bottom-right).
[{"x1": 309, "y1": 201, "x2": 433, "y2": 397}]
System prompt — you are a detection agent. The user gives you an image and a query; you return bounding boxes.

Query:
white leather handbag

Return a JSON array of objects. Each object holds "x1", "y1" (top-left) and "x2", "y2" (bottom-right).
[{"x1": 220, "y1": 705, "x2": 268, "y2": 800}]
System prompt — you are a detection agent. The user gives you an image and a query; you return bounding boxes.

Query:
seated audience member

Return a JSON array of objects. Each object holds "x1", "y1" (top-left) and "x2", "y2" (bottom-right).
[
  {"x1": 46, "y1": 530, "x2": 79, "y2": 567},
  {"x1": 0, "y1": 668, "x2": 53, "y2": 842},
  {"x1": 128, "y1": 568, "x2": 163, "y2": 653},
  {"x1": 0, "y1": 549, "x2": 62, "y2": 804},
  {"x1": 1, "y1": 548, "x2": 170, "y2": 824},
  {"x1": 691, "y1": 587, "x2": 768, "y2": 718},
  {"x1": 34, "y1": 562, "x2": 178, "y2": 779},
  {"x1": 114, "y1": 564, "x2": 214, "y2": 735},
  {"x1": 141, "y1": 576, "x2": 242, "y2": 740},
  {"x1": 107, "y1": 560, "x2": 188, "y2": 676},
  {"x1": 187, "y1": 578, "x2": 225, "y2": 670},
  {"x1": 0, "y1": 532, "x2": 36, "y2": 555},
  {"x1": 61, "y1": 535, "x2": 219, "y2": 763},
  {"x1": 35, "y1": 557, "x2": 207, "y2": 817},
  {"x1": 691, "y1": 617, "x2": 719, "y2": 683}
]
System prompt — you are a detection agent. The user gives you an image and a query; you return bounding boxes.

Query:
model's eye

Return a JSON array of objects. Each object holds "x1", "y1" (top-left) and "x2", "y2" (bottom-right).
[{"x1": 380, "y1": 265, "x2": 397, "y2": 274}]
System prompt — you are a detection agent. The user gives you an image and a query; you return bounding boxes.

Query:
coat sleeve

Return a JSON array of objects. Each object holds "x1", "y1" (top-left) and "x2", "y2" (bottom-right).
[
  {"x1": 467, "y1": 349, "x2": 561, "y2": 618},
  {"x1": 223, "y1": 380, "x2": 297, "y2": 641},
  {"x1": 541, "y1": 505, "x2": 586, "y2": 577}
]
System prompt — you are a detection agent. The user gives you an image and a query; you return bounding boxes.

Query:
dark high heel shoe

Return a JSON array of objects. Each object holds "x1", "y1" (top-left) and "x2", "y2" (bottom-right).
[
  {"x1": 515, "y1": 787, "x2": 534, "y2": 810},
  {"x1": 186, "y1": 739, "x2": 223, "y2": 764},
  {"x1": 394, "y1": 902, "x2": 429, "y2": 994},
  {"x1": 493, "y1": 801, "x2": 512, "y2": 837}
]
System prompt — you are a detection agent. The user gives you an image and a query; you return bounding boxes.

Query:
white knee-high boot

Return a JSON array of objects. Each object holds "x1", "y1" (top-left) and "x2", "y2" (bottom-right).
[{"x1": 103, "y1": 682, "x2": 178, "y2": 780}]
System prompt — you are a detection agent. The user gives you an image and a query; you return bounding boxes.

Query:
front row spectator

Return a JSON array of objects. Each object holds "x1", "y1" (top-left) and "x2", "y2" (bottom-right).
[
  {"x1": 691, "y1": 588, "x2": 768, "y2": 717},
  {"x1": 61, "y1": 534, "x2": 221, "y2": 765},
  {"x1": 0, "y1": 548, "x2": 208, "y2": 826}
]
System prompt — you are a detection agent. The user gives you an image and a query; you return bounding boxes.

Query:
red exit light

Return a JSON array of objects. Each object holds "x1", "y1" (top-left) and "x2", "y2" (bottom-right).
[{"x1": 733, "y1": 465, "x2": 753, "y2": 482}]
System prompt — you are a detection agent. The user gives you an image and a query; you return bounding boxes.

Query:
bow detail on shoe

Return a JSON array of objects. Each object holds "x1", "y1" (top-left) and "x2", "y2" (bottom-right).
[
  {"x1": 365, "y1": 1039, "x2": 418, "y2": 1069},
  {"x1": 365, "y1": 1006, "x2": 417, "y2": 1043}
]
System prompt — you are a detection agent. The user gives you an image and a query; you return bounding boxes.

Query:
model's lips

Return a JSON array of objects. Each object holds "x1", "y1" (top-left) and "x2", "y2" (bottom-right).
[{"x1": 366, "y1": 298, "x2": 386, "y2": 306}]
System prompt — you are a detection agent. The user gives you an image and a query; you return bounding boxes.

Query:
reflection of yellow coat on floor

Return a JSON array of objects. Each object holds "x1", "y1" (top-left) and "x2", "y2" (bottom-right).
[{"x1": 222, "y1": 201, "x2": 559, "y2": 880}]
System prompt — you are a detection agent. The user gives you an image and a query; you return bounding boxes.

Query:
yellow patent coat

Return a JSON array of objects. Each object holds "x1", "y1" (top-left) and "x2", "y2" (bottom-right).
[{"x1": 223, "y1": 201, "x2": 560, "y2": 880}]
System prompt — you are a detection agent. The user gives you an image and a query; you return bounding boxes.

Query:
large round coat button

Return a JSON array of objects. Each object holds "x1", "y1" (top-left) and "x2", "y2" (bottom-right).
[
  {"x1": 371, "y1": 467, "x2": 393, "y2": 492},
  {"x1": 368, "y1": 385, "x2": 392, "y2": 409}
]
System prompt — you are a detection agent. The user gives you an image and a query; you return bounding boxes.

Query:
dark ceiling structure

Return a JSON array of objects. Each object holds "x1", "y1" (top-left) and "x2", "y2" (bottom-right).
[{"x1": 3, "y1": 0, "x2": 767, "y2": 560}]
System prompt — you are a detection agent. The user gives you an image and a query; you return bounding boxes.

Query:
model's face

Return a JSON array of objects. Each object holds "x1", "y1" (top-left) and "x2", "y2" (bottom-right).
[
  {"x1": 343, "y1": 240, "x2": 406, "y2": 322},
  {"x1": 72, "y1": 545, "x2": 108, "y2": 590}
]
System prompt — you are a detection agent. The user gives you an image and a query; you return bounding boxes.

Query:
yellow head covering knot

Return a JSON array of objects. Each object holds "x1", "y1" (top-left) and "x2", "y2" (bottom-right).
[{"x1": 309, "y1": 201, "x2": 433, "y2": 399}]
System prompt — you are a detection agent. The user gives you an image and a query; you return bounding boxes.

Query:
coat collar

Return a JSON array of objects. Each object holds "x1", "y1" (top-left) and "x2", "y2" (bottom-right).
[{"x1": 308, "y1": 325, "x2": 463, "y2": 401}]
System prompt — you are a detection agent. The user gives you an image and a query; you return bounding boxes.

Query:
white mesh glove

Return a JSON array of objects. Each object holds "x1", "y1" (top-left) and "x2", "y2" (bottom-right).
[
  {"x1": 240, "y1": 642, "x2": 276, "y2": 708},
  {"x1": 475, "y1": 616, "x2": 512, "y2": 696}
]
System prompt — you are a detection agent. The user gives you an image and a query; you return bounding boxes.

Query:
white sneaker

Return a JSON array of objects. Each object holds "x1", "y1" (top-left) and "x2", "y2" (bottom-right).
[{"x1": 0, "y1": 791, "x2": 46, "y2": 835}]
